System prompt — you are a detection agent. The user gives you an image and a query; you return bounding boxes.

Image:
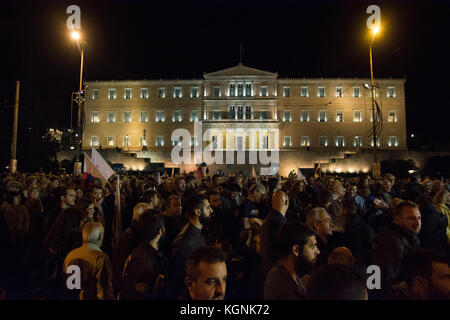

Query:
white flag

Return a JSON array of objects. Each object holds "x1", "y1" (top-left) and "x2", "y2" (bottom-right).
[
  {"x1": 91, "y1": 148, "x2": 115, "y2": 181},
  {"x1": 157, "y1": 172, "x2": 161, "y2": 185},
  {"x1": 84, "y1": 153, "x2": 109, "y2": 188},
  {"x1": 297, "y1": 167, "x2": 307, "y2": 184}
]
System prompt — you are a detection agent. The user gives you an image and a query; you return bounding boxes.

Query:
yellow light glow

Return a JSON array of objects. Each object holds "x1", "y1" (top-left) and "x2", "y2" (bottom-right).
[
  {"x1": 372, "y1": 26, "x2": 380, "y2": 36},
  {"x1": 71, "y1": 31, "x2": 80, "y2": 40}
]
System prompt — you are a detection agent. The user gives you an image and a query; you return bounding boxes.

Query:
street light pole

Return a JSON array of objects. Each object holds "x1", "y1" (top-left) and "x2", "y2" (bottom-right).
[
  {"x1": 72, "y1": 31, "x2": 85, "y2": 175},
  {"x1": 369, "y1": 27, "x2": 380, "y2": 178}
]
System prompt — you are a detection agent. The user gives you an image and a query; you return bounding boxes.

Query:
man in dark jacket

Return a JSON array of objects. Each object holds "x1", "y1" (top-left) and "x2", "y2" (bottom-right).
[
  {"x1": 264, "y1": 221, "x2": 319, "y2": 300},
  {"x1": 259, "y1": 190, "x2": 289, "y2": 278},
  {"x1": 119, "y1": 210, "x2": 167, "y2": 300},
  {"x1": 169, "y1": 195, "x2": 213, "y2": 299},
  {"x1": 416, "y1": 196, "x2": 448, "y2": 253},
  {"x1": 371, "y1": 200, "x2": 422, "y2": 299},
  {"x1": 341, "y1": 197, "x2": 375, "y2": 274},
  {"x1": 403, "y1": 173, "x2": 423, "y2": 202}
]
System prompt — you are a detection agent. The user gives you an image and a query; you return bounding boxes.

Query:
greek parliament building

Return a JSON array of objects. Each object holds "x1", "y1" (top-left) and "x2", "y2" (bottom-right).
[{"x1": 82, "y1": 63, "x2": 406, "y2": 176}]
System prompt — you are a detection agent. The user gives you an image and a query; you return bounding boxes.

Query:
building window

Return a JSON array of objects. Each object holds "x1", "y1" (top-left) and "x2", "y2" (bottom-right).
[
  {"x1": 318, "y1": 87, "x2": 325, "y2": 97},
  {"x1": 190, "y1": 87, "x2": 199, "y2": 98},
  {"x1": 387, "y1": 86, "x2": 395, "y2": 98},
  {"x1": 173, "y1": 110, "x2": 182, "y2": 122},
  {"x1": 123, "y1": 135, "x2": 130, "y2": 147},
  {"x1": 237, "y1": 84, "x2": 244, "y2": 97},
  {"x1": 156, "y1": 136, "x2": 164, "y2": 147},
  {"x1": 212, "y1": 136, "x2": 218, "y2": 149},
  {"x1": 107, "y1": 136, "x2": 114, "y2": 147},
  {"x1": 301, "y1": 111, "x2": 310, "y2": 122},
  {"x1": 211, "y1": 111, "x2": 220, "y2": 120},
  {"x1": 353, "y1": 111, "x2": 362, "y2": 122},
  {"x1": 388, "y1": 111, "x2": 397, "y2": 122},
  {"x1": 141, "y1": 88, "x2": 149, "y2": 99},
  {"x1": 260, "y1": 135, "x2": 269, "y2": 149},
  {"x1": 107, "y1": 111, "x2": 115, "y2": 123},
  {"x1": 370, "y1": 112, "x2": 381, "y2": 122},
  {"x1": 336, "y1": 136, "x2": 345, "y2": 147},
  {"x1": 245, "y1": 106, "x2": 252, "y2": 119},
  {"x1": 171, "y1": 137, "x2": 180, "y2": 146},
  {"x1": 320, "y1": 136, "x2": 328, "y2": 147},
  {"x1": 388, "y1": 136, "x2": 398, "y2": 147},
  {"x1": 213, "y1": 87, "x2": 221, "y2": 98},
  {"x1": 283, "y1": 87, "x2": 290, "y2": 97},
  {"x1": 283, "y1": 111, "x2": 291, "y2": 122},
  {"x1": 353, "y1": 87, "x2": 360, "y2": 98},
  {"x1": 91, "y1": 112, "x2": 100, "y2": 123},
  {"x1": 140, "y1": 111, "x2": 148, "y2": 123},
  {"x1": 245, "y1": 83, "x2": 252, "y2": 97},
  {"x1": 370, "y1": 138, "x2": 380, "y2": 147},
  {"x1": 237, "y1": 106, "x2": 244, "y2": 119},
  {"x1": 301, "y1": 86, "x2": 308, "y2": 97},
  {"x1": 92, "y1": 89, "x2": 99, "y2": 100},
  {"x1": 190, "y1": 111, "x2": 198, "y2": 122},
  {"x1": 301, "y1": 136, "x2": 310, "y2": 147},
  {"x1": 261, "y1": 86, "x2": 268, "y2": 97},
  {"x1": 260, "y1": 111, "x2": 269, "y2": 120},
  {"x1": 336, "y1": 87, "x2": 343, "y2": 97},
  {"x1": 124, "y1": 88, "x2": 132, "y2": 99},
  {"x1": 283, "y1": 136, "x2": 291, "y2": 147},
  {"x1": 123, "y1": 111, "x2": 131, "y2": 123},
  {"x1": 336, "y1": 111, "x2": 344, "y2": 122},
  {"x1": 156, "y1": 110, "x2": 165, "y2": 122},
  {"x1": 318, "y1": 111, "x2": 327, "y2": 122},
  {"x1": 158, "y1": 88, "x2": 166, "y2": 98},
  {"x1": 229, "y1": 106, "x2": 235, "y2": 119},
  {"x1": 354, "y1": 136, "x2": 362, "y2": 147},
  {"x1": 229, "y1": 84, "x2": 235, "y2": 97},
  {"x1": 108, "y1": 88, "x2": 116, "y2": 99},
  {"x1": 90, "y1": 136, "x2": 99, "y2": 146},
  {"x1": 174, "y1": 87, "x2": 182, "y2": 98},
  {"x1": 140, "y1": 137, "x2": 147, "y2": 147}
]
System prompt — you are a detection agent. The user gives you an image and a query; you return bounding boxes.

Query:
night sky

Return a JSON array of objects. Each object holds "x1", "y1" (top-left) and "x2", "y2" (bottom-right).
[{"x1": 1, "y1": 0, "x2": 449, "y2": 168}]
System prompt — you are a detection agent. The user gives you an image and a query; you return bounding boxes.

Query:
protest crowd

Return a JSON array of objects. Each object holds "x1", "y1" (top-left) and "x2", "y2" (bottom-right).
[{"x1": 0, "y1": 164, "x2": 449, "y2": 300}]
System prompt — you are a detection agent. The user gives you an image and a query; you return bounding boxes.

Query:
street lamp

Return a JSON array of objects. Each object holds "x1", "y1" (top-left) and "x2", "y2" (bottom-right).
[
  {"x1": 369, "y1": 25, "x2": 380, "y2": 177},
  {"x1": 71, "y1": 30, "x2": 85, "y2": 175}
]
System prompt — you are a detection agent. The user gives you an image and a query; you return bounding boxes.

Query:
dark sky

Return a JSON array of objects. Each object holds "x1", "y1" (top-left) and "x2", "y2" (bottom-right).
[{"x1": 1, "y1": 0, "x2": 449, "y2": 166}]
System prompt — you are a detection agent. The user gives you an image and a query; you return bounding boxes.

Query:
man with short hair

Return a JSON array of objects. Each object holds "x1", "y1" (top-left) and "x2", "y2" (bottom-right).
[
  {"x1": 328, "y1": 180, "x2": 346, "y2": 232},
  {"x1": 372, "y1": 200, "x2": 422, "y2": 299},
  {"x1": 264, "y1": 221, "x2": 320, "y2": 300},
  {"x1": 90, "y1": 186, "x2": 105, "y2": 225},
  {"x1": 160, "y1": 195, "x2": 185, "y2": 257},
  {"x1": 385, "y1": 248, "x2": 450, "y2": 300},
  {"x1": 119, "y1": 210, "x2": 167, "y2": 300},
  {"x1": 206, "y1": 191, "x2": 224, "y2": 245},
  {"x1": 169, "y1": 195, "x2": 213, "y2": 298},
  {"x1": 63, "y1": 222, "x2": 114, "y2": 300},
  {"x1": 184, "y1": 246, "x2": 228, "y2": 300},
  {"x1": 139, "y1": 190, "x2": 160, "y2": 209},
  {"x1": 44, "y1": 186, "x2": 76, "y2": 233},
  {"x1": 346, "y1": 184, "x2": 365, "y2": 215},
  {"x1": 306, "y1": 207, "x2": 333, "y2": 267}
]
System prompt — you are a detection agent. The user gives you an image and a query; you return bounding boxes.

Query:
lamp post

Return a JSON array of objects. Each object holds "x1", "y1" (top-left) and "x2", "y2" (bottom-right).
[
  {"x1": 369, "y1": 26, "x2": 381, "y2": 178},
  {"x1": 71, "y1": 30, "x2": 85, "y2": 175}
]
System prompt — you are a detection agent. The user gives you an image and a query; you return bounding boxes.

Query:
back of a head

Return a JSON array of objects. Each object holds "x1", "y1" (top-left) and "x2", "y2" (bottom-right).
[
  {"x1": 328, "y1": 247, "x2": 355, "y2": 268},
  {"x1": 136, "y1": 209, "x2": 164, "y2": 241},
  {"x1": 319, "y1": 190, "x2": 334, "y2": 206},
  {"x1": 82, "y1": 222, "x2": 104, "y2": 246},
  {"x1": 250, "y1": 183, "x2": 267, "y2": 195},
  {"x1": 342, "y1": 197, "x2": 358, "y2": 215},
  {"x1": 306, "y1": 264, "x2": 367, "y2": 300},
  {"x1": 272, "y1": 190, "x2": 287, "y2": 211},
  {"x1": 132, "y1": 202, "x2": 152, "y2": 222},
  {"x1": 277, "y1": 221, "x2": 315, "y2": 258}
]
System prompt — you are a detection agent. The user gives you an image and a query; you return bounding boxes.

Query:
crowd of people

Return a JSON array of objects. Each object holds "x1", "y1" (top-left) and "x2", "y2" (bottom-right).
[{"x1": 0, "y1": 169, "x2": 449, "y2": 300}]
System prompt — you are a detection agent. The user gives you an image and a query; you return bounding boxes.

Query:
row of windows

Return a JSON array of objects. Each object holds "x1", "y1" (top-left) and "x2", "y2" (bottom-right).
[
  {"x1": 281, "y1": 86, "x2": 395, "y2": 98},
  {"x1": 281, "y1": 110, "x2": 398, "y2": 122},
  {"x1": 90, "y1": 109, "x2": 398, "y2": 123},
  {"x1": 92, "y1": 85, "x2": 397, "y2": 100},
  {"x1": 90, "y1": 110, "x2": 200, "y2": 123},
  {"x1": 90, "y1": 135, "x2": 399, "y2": 148}
]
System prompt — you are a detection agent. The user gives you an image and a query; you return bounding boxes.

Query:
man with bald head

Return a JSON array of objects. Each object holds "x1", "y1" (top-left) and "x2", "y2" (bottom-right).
[{"x1": 260, "y1": 190, "x2": 289, "y2": 279}]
